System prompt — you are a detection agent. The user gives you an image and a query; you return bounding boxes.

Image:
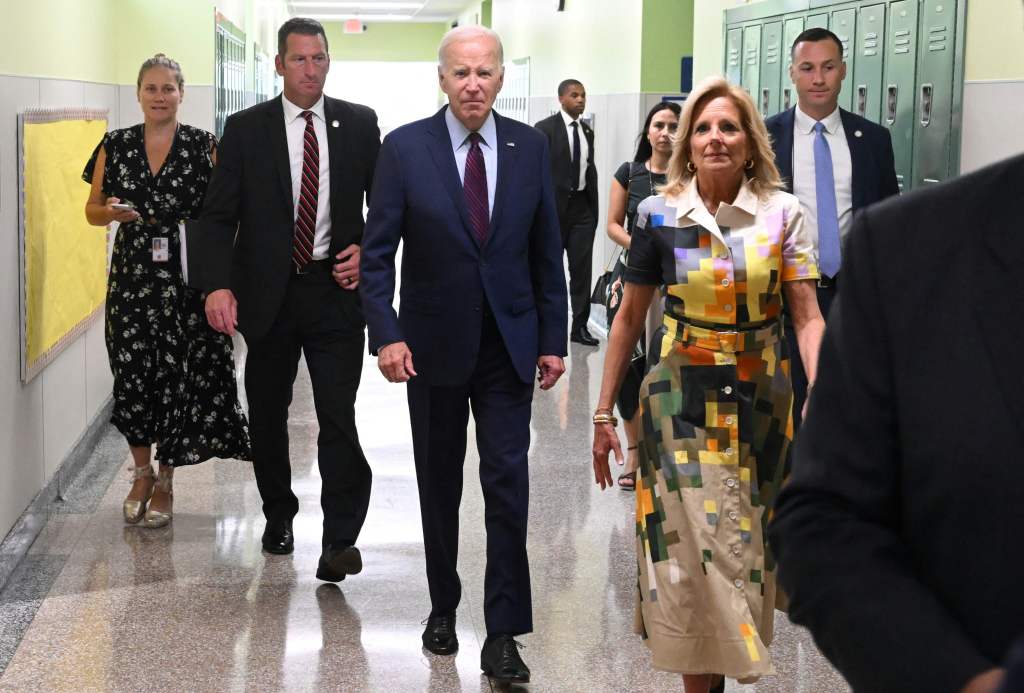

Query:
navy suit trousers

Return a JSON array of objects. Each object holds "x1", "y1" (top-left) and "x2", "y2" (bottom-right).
[{"x1": 406, "y1": 313, "x2": 534, "y2": 636}]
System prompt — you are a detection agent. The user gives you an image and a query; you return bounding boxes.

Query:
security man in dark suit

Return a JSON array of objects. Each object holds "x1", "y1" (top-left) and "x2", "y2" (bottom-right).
[
  {"x1": 199, "y1": 18, "x2": 380, "y2": 582},
  {"x1": 765, "y1": 27, "x2": 898, "y2": 428},
  {"x1": 535, "y1": 79, "x2": 600, "y2": 346}
]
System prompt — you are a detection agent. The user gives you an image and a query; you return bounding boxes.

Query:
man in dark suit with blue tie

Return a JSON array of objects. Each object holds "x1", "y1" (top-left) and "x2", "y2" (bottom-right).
[
  {"x1": 359, "y1": 26, "x2": 567, "y2": 685},
  {"x1": 765, "y1": 27, "x2": 899, "y2": 428}
]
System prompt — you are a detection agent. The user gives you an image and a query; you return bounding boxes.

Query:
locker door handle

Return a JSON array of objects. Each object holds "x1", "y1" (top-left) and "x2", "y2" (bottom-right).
[
  {"x1": 920, "y1": 83, "x2": 933, "y2": 127},
  {"x1": 761, "y1": 88, "x2": 770, "y2": 116},
  {"x1": 886, "y1": 84, "x2": 898, "y2": 125},
  {"x1": 783, "y1": 87, "x2": 792, "y2": 110},
  {"x1": 857, "y1": 85, "x2": 868, "y2": 117}
]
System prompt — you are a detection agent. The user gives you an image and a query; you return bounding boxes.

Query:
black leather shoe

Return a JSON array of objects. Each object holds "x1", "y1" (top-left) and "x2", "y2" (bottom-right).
[
  {"x1": 480, "y1": 634, "x2": 530, "y2": 683},
  {"x1": 316, "y1": 545, "x2": 362, "y2": 582},
  {"x1": 421, "y1": 612, "x2": 458, "y2": 655},
  {"x1": 710, "y1": 676, "x2": 725, "y2": 693},
  {"x1": 261, "y1": 521, "x2": 294, "y2": 555},
  {"x1": 570, "y1": 326, "x2": 599, "y2": 346}
]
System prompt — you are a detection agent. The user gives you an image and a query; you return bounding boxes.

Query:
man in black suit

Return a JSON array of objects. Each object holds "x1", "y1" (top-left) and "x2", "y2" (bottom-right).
[
  {"x1": 765, "y1": 28, "x2": 898, "y2": 428},
  {"x1": 360, "y1": 26, "x2": 567, "y2": 684},
  {"x1": 535, "y1": 79, "x2": 599, "y2": 346},
  {"x1": 199, "y1": 18, "x2": 380, "y2": 582},
  {"x1": 770, "y1": 150, "x2": 1024, "y2": 693}
]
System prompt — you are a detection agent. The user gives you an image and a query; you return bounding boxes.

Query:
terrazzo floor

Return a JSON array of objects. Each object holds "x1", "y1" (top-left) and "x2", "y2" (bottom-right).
[{"x1": 0, "y1": 339, "x2": 851, "y2": 692}]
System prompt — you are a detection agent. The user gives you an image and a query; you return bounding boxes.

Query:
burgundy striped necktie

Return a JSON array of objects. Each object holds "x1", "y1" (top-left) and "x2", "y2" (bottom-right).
[
  {"x1": 463, "y1": 132, "x2": 489, "y2": 245},
  {"x1": 293, "y1": 110, "x2": 319, "y2": 270}
]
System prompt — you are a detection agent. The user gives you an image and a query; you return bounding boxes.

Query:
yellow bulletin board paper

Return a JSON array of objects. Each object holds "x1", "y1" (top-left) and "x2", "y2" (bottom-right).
[{"x1": 19, "y1": 109, "x2": 109, "y2": 383}]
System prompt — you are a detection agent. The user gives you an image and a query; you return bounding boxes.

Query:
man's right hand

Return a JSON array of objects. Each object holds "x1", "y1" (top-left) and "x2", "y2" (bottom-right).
[
  {"x1": 961, "y1": 669, "x2": 1005, "y2": 693},
  {"x1": 205, "y1": 289, "x2": 238, "y2": 336},
  {"x1": 378, "y1": 341, "x2": 417, "y2": 383}
]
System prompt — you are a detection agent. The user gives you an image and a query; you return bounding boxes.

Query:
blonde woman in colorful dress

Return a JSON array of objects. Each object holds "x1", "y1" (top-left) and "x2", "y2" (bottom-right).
[{"x1": 591, "y1": 76, "x2": 825, "y2": 693}]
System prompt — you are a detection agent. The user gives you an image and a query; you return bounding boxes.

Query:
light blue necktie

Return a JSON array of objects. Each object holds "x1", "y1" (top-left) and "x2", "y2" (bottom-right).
[{"x1": 813, "y1": 121, "x2": 841, "y2": 278}]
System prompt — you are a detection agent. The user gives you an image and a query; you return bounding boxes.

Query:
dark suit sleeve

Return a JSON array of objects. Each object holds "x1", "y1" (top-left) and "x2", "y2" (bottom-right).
[
  {"x1": 769, "y1": 209, "x2": 994, "y2": 692},
  {"x1": 877, "y1": 127, "x2": 900, "y2": 200},
  {"x1": 530, "y1": 137, "x2": 569, "y2": 357},
  {"x1": 364, "y1": 109, "x2": 381, "y2": 203},
  {"x1": 359, "y1": 135, "x2": 405, "y2": 355},
  {"x1": 197, "y1": 113, "x2": 243, "y2": 292}
]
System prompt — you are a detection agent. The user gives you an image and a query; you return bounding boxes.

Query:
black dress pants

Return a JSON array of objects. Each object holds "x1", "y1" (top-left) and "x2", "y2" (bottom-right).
[
  {"x1": 562, "y1": 192, "x2": 596, "y2": 332},
  {"x1": 406, "y1": 313, "x2": 534, "y2": 636},
  {"x1": 244, "y1": 266, "x2": 371, "y2": 548},
  {"x1": 787, "y1": 281, "x2": 837, "y2": 432}
]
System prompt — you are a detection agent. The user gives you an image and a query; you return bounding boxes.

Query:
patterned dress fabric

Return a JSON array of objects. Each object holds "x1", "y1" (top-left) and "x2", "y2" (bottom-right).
[
  {"x1": 623, "y1": 180, "x2": 818, "y2": 680},
  {"x1": 83, "y1": 124, "x2": 251, "y2": 466}
]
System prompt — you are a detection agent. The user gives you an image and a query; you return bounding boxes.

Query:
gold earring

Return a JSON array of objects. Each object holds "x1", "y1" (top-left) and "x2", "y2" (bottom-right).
[
  {"x1": 686, "y1": 161, "x2": 696, "y2": 173},
  {"x1": 745, "y1": 159, "x2": 754, "y2": 170}
]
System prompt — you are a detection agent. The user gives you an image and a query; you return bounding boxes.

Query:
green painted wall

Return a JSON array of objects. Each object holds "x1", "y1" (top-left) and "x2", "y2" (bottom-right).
[
  {"x1": 641, "y1": 0, "x2": 694, "y2": 93},
  {"x1": 0, "y1": 0, "x2": 117, "y2": 82},
  {"x1": 493, "y1": 0, "x2": 643, "y2": 97},
  {"x1": 323, "y1": 22, "x2": 447, "y2": 62},
  {"x1": 116, "y1": 1, "x2": 217, "y2": 86}
]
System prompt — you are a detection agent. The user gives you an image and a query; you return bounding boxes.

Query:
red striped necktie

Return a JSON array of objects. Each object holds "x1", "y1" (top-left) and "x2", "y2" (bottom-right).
[
  {"x1": 293, "y1": 110, "x2": 319, "y2": 270},
  {"x1": 463, "y1": 132, "x2": 489, "y2": 245}
]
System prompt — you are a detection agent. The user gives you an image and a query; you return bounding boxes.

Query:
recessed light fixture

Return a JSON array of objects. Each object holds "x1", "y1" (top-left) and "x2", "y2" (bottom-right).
[{"x1": 291, "y1": 2, "x2": 424, "y2": 9}]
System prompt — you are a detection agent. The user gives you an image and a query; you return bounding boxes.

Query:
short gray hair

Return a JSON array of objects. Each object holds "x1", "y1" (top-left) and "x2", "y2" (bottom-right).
[{"x1": 438, "y1": 26, "x2": 504, "y2": 69}]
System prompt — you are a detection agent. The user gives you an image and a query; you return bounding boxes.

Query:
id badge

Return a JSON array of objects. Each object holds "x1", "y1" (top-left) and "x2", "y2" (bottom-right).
[{"x1": 152, "y1": 237, "x2": 169, "y2": 262}]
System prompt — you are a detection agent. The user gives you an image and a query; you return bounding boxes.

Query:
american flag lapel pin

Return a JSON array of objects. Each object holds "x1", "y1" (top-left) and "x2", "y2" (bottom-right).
[
  {"x1": 332, "y1": 120, "x2": 340, "y2": 128},
  {"x1": 506, "y1": 141, "x2": 515, "y2": 147}
]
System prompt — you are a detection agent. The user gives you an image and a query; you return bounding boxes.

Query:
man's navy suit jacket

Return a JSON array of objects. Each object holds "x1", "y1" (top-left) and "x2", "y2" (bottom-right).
[
  {"x1": 360, "y1": 107, "x2": 568, "y2": 387},
  {"x1": 765, "y1": 106, "x2": 899, "y2": 211}
]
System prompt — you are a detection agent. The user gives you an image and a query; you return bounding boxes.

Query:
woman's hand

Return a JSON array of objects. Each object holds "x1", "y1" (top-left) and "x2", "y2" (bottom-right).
[
  {"x1": 592, "y1": 422, "x2": 624, "y2": 490},
  {"x1": 105, "y1": 197, "x2": 141, "y2": 224}
]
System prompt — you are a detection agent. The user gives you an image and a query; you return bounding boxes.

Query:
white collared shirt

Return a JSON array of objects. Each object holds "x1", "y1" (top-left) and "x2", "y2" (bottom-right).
[
  {"x1": 282, "y1": 93, "x2": 331, "y2": 259},
  {"x1": 445, "y1": 106, "x2": 497, "y2": 216},
  {"x1": 792, "y1": 106, "x2": 853, "y2": 253},
  {"x1": 560, "y1": 109, "x2": 589, "y2": 191}
]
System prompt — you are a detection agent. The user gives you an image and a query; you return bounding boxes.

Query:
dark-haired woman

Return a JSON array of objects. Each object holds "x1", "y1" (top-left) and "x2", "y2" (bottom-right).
[
  {"x1": 604, "y1": 101, "x2": 681, "y2": 490},
  {"x1": 84, "y1": 54, "x2": 250, "y2": 528}
]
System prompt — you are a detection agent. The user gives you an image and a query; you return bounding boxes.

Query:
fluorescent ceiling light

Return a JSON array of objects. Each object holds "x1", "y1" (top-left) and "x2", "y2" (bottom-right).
[
  {"x1": 291, "y1": 2, "x2": 424, "y2": 9},
  {"x1": 303, "y1": 13, "x2": 416, "y2": 21}
]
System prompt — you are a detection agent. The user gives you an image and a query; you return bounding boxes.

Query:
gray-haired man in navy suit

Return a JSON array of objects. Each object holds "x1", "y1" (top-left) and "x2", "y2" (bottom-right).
[{"x1": 765, "y1": 27, "x2": 899, "y2": 429}]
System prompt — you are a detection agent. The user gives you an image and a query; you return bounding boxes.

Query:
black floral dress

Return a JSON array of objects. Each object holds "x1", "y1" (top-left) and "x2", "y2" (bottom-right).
[{"x1": 83, "y1": 124, "x2": 251, "y2": 466}]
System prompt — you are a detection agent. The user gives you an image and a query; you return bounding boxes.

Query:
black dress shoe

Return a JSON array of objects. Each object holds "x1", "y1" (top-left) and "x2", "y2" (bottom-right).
[
  {"x1": 261, "y1": 521, "x2": 294, "y2": 555},
  {"x1": 422, "y1": 612, "x2": 458, "y2": 655},
  {"x1": 710, "y1": 676, "x2": 725, "y2": 693},
  {"x1": 480, "y1": 634, "x2": 530, "y2": 683},
  {"x1": 570, "y1": 326, "x2": 599, "y2": 346},
  {"x1": 316, "y1": 545, "x2": 362, "y2": 582}
]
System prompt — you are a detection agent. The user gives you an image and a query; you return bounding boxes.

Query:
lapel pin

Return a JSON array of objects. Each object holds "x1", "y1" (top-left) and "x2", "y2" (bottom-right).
[
  {"x1": 854, "y1": 130, "x2": 863, "y2": 138},
  {"x1": 331, "y1": 120, "x2": 340, "y2": 128},
  {"x1": 506, "y1": 142, "x2": 516, "y2": 147}
]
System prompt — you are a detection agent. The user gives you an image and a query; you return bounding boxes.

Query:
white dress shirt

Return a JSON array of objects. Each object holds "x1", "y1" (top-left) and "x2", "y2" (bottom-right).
[
  {"x1": 282, "y1": 94, "x2": 331, "y2": 260},
  {"x1": 445, "y1": 106, "x2": 497, "y2": 216},
  {"x1": 560, "y1": 109, "x2": 589, "y2": 191},
  {"x1": 792, "y1": 106, "x2": 853, "y2": 254}
]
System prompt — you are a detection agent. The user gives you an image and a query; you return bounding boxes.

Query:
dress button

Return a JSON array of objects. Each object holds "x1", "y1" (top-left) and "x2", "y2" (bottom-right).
[
  {"x1": 719, "y1": 252, "x2": 729, "y2": 260},
  {"x1": 725, "y1": 447, "x2": 734, "y2": 455},
  {"x1": 734, "y1": 579, "x2": 744, "y2": 589},
  {"x1": 722, "y1": 278, "x2": 730, "y2": 287},
  {"x1": 725, "y1": 416, "x2": 735, "y2": 425},
  {"x1": 723, "y1": 386, "x2": 733, "y2": 395},
  {"x1": 724, "y1": 304, "x2": 733, "y2": 312},
  {"x1": 726, "y1": 478, "x2": 737, "y2": 488},
  {"x1": 728, "y1": 511, "x2": 738, "y2": 521},
  {"x1": 732, "y1": 546, "x2": 741, "y2": 556}
]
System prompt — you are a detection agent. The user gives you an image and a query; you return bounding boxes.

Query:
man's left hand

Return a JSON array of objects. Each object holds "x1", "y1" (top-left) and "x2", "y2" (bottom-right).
[
  {"x1": 333, "y1": 244, "x2": 360, "y2": 290},
  {"x1": 536, "y1": 355, "x2": 565, "y2": 390}
]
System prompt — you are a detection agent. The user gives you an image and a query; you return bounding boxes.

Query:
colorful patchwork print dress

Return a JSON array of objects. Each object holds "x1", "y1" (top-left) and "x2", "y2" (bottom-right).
[{"x1": 623, "y1": 180, "x2": 818, "y2": 680}]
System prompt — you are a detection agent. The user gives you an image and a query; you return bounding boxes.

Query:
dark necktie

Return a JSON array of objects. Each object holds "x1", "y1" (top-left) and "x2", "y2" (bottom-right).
[
  {"x1": 293, "y1": 110, "x2": 318, "y2": 270},
  {"x1": 570, "y1": 121, "x2": 581, "y2": 191},
  {"x1": 464, "y1": 132, "x2": 489, "y2": 244}
]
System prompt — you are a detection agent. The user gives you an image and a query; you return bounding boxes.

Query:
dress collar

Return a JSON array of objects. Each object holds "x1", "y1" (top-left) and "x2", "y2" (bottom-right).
[
  {"x1": 795, "y1": 105, "x2": 842, "y2": 135},
  {"x1": 282, "y1": 93, "x2": 326, "y2": 124},
  {"x1": 444, "y1": 106, "x2": 497, "y2": 151}
]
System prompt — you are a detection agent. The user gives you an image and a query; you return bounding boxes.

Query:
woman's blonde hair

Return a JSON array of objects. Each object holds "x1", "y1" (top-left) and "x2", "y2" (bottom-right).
[
  {"x1": 136, "y1": 53, "x2": 184, "y2": 92},
  {"x1": 662, "y1": 75, "x2": 782, "y2": 199}
]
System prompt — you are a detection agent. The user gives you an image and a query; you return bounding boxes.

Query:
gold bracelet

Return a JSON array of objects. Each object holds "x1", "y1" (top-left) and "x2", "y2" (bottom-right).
[{"x1": 592, "y1": 413, "x2": 619, "y2": 427}]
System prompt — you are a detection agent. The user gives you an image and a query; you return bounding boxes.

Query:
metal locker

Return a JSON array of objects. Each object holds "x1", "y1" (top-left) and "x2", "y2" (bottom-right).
[
  {"x1": 831, "y1": 8, "x2": 856, "y2": 112},
  {"x1": 760, "y1": 21, "x2": 783, "y2": 118},
  {"x1": 727, "y1": 27, "x2": 744, "y2": 87},
  {"x1": 883, "y1": 0, "x2": 918, "y2": 192},
  {"x1": 912, "y1": 0, "x2": 957, "y2": 188},
  {"x1": 853, "y1": 4, "x2": 886, "y2": 123},
  {"x1": 806, "y1": 13, "x2": 829, "y2": 30},
  {"x1": 741, "y1": 25, "x2": 762, "y2": 100},
  {"x1": 781, "y1": 16, "x2": 805, "y2": 112}
]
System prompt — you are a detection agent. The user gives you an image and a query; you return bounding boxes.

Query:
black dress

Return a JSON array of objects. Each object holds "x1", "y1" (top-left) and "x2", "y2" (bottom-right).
[
  {"x1": 83, "y1": 124, "x2": 251, "y2": 466},
  {"x1": 610, "y1": 161, "x2": 666, "y2": 420}
]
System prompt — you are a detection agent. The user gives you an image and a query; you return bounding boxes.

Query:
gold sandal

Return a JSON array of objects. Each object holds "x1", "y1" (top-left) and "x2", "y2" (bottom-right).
[
  {"x1": 143, "y1": 465, "x2": 174, "y2": 528},
  {"x1": 123, "y1": 465, "x2": 156, "y2": 524}
]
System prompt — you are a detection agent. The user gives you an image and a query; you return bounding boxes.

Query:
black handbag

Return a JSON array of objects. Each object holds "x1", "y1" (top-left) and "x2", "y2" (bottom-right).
[{"x1": 590, "y1": 247, "x2": 624, "y2": 306}]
